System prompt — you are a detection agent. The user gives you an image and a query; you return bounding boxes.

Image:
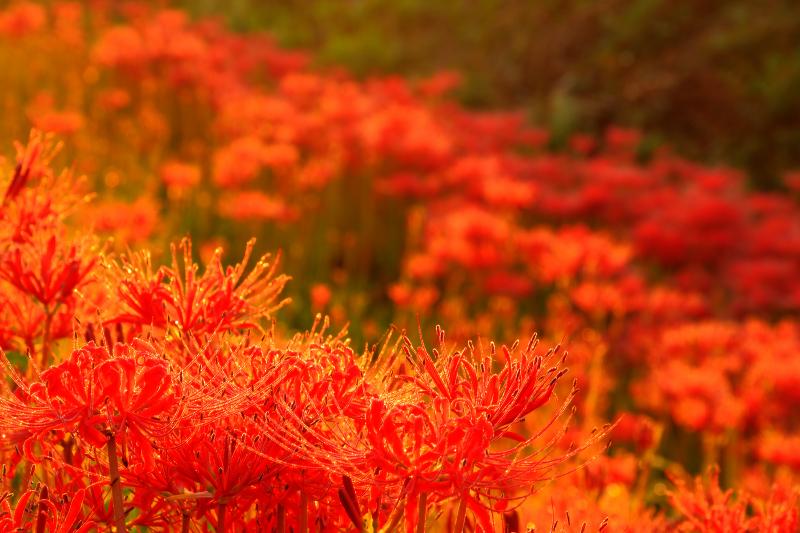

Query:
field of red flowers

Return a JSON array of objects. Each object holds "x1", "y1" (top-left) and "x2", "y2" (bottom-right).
[{"x1": 0, "y1": 2, "x2": 799, "y2": 532}]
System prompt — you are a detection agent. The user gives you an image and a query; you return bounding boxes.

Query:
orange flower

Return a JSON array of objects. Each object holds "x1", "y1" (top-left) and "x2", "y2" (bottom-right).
[
  {"x1": 261, "y1": 142, "x2": 299, "y2": 173},
  {"x1": 92, "y1": 26, "x2": 147, "y2": 68},
  {"x1": 159, "y1": 160, "x2": 201, "y2": 190},
  {"x1": 212, "y1": 136, "x2": 266, "y2": 188},
  {"x1": 30, "y1": 111, "x2": 84, "y2": 136},
  {"x1": 85, "y1": 197, "x2": 158, "y2": 244},
  {"x1": 310, "y1": 283, "x2": 332, "y2": 311},
  {"x1": 217, "y1": 191, "x2": 296, "y2": 222},
  {"x1": 0, "y1": 2, "x2": 45, "y2": 38}
]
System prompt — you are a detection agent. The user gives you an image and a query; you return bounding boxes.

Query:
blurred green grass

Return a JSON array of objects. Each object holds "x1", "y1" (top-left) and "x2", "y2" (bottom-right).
[{"x1": 184, "y1": 0, "x2": 800, "y2": 188}]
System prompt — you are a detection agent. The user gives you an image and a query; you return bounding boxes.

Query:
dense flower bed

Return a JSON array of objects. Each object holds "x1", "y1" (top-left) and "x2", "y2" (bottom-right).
[{"x1": 0, "y1": 2, "x2": 798, "y2": 531}]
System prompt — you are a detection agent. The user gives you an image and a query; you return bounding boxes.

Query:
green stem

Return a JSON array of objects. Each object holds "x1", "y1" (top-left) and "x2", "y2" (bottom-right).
[{"x1": 106, "y1": 433, "x2": 127, "y2": 533}]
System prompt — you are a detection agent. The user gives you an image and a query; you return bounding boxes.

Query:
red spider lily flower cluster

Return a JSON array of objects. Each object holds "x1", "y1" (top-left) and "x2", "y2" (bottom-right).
[
  {"x1": 0, "y1": 486, "x2": 96, "y2": 533},
  {"x1": 255, "y1": 326, "x2": 599, "y2": 532},
  {"x1": 668, "y1": 467, "x2": 799, "y2": 533},
  {"x1": 102, "y1": 237, "x2": 289, "y2": 343},
  {"x1": 1, "y1": 340, "x2": 177, "y2": 460},
  {"x1": 0, "y1": 131, "x2": 98, "y2": 369},
  {"x1": 0, "y1": 134, "x2": 599, "y2": 532},
  {"x1": 0, "y1": 1, "x2": 798, "y2": 531}
]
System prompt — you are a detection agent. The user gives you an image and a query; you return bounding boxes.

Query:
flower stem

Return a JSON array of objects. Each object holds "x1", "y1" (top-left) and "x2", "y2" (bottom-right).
[
  {"x1": 21, "y1": 463, "x2": 34, "y2": 493},
  {"x1": 181, "y1": 511, "x2": 191, "y2": 533},
  {"x1": 35, "y1": 485, "x2": 48, "y2": 533},
  {"x1": 582, "y1": 341, "x2": 606, "y2": 431},
  {"x1": 106, "y1": 433, "x2": 127, "y2": 533},
  {"x1": 61, "y1": 434, "x2": 73, "y2": 465},
  {"x1": 454, "y1": 495, "x2": 468, "y2": 532},
  {"x1": 299, "y1": 491, "x2": 308, "y2": 533},
  {"x1": 702, "y1": 433, "x2": 720, "y2": 470},
  {"x1": 416, "y1": 492, "x2": 427, "y2": 533},
  {"x1": 217, "y1": 503, "x2": 227, "y2": 532},
  {"x1": 276, "y1": 504, "x2": 285, "y2": 533},
  {"x1": 37, "y1": 307, "x2": 54, "y2": 374},
  {"x1": 42, "y1": 306, "x2": 55, "y2": 356},
  {"x1": 382, "y1": 500, "x2": 405, "y2": 533}
]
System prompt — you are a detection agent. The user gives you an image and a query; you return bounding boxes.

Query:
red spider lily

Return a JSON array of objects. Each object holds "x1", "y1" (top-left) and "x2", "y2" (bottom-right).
[
  {"x1": 159, "y1": 160, "x2": 201, "y2": 191},
  {"x1": 81, "y1": 197, "x2": 159, "y2": 246},
  {"x1": 164, "y1": 238, "x2": 288, "y2": 334},
  {"x1": 0, "y1": 132, "x2": 84, "y2": 246},
  {"x1": 0, "y1": 295, "x2": 77, "y2": 357},
  {"x1": 123, "y1": 327, "x2": 367, "y2": 531},
  {"x1": 389, "y1": 329, "x2": 594, "y2": 531},
  {"x1": 0, "y1": 340, "x2": 179, "y2": 460},
  {"x1": 259, "y1": 326, "x2": 599, "y2": 532},
  {"x1": 212, "y1": 136, "x2": 269, "y2": 188},
  {"x1": 2, "y1": 131, "x2": 51, "y2": 207},
  {"x1": 0, "y1": 295, "x2": 37, "y2": 351},
  {"x1": 0, "y1": 485, "x2": 97, "y2": 533},
  {"x1": 668, "y1": 467, "x2": 799, "y2": 532},
  {"x1": 205, "y1": 324, "x2": 389, "y2": 529},
  {"x1": 0, "y1": 232, "x2": 97, "y2": 309},
  {"x1": 4, "y1": 0, "x2": 800, "y2": 528},
  {"x1": 0, "y1": 339, "x2": 183, "y2": 532},
  {"x1": 150, "y1": 421, "x2": 285, "y2": 530},
  {"x1": 100, "y1": 250, "x2": 172, "y2": 331},
  {"x1": 0, "y1": 131, "x2": 96, "y2": 370},
  {"x1": 0, "y1": 134, "x2": 93, "y2": 301},
  {"x1": 217, "y1": 190, "x2": 297, "y2": 223},
  {"x1": 103, "y1": 238, "x2": 289, "y2": 342}
]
